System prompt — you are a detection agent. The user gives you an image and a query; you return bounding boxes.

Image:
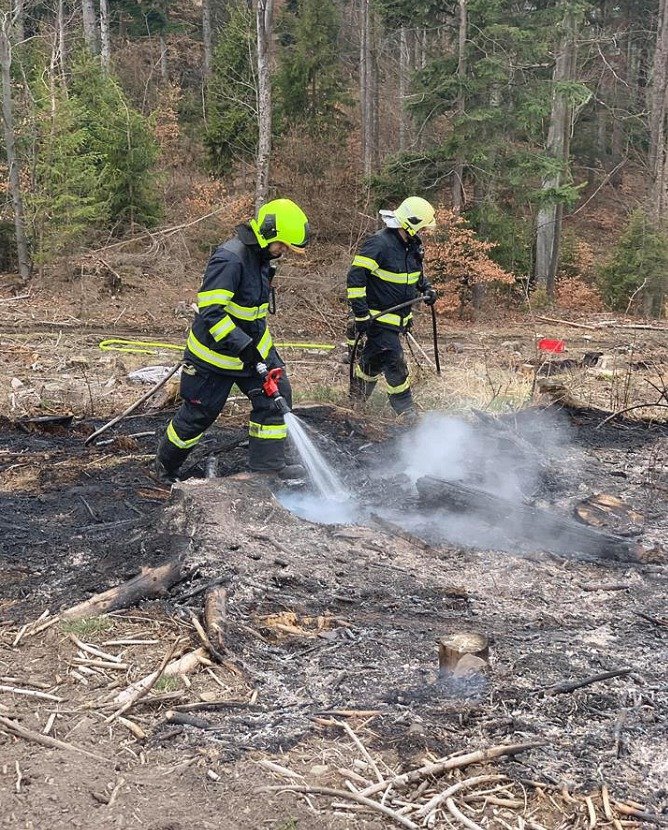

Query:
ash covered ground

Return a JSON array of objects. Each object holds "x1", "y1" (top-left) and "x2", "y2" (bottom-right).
[{"x1": 2, "y1": 402, "x2": 666, "y2": 825}]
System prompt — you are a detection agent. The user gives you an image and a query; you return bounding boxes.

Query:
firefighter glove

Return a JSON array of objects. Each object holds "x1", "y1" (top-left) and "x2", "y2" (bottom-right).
[
  {"x1": 355, "y1": 318, "x2": 371, "y2": 335},
  {"x1": 239, "y1": 343, "x2": 265, "y2": 372},
  {"x1": 423, "y1": 288, "x2": 437, "y2": 306}
]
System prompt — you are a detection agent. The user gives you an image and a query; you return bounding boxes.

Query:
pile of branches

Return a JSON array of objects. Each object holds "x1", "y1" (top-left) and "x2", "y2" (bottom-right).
[{"x1": 262, "y1": 719, "x2": 660, "y2": 829}]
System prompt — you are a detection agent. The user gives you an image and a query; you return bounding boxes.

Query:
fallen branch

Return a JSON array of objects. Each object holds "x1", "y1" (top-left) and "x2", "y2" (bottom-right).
[
  {"x1": 0, "y1": 684, "x2": 64, "y2": 702},
  {"x1": 634, "y1": 611, "x2": 668, "y2": 628},
  {"x1": 271, "y1": 785, "x2": 419, "y2": 830},
  {"x1": 597, "y1": 401, "x2": 668, "y2": 429},
  {"x1": 539, "y1": 668, "x2": 632, "y2": 697},
  {"x1": 203, "y1": 586, "x2": 227, "y2": 661},
  {"x1": 417, "y1": 774, "x2": 505, "y2": 819},
  {"x1": 334, "y1": 719, "x2": 384, "y2": 784},
  {"x1": 0, "y1": 716, "x2": 109, "y2": 762},
  {"x1": 446, "y1": 797, "x2": 483, "y2": 830},
  {"x1": 359, "y1": 741, "x2": 541, "y2": 799},
  {"x1": 106, "y1": 638, "x2": 180, "y2": 723},
  {"x1": 113, "y1": 647, "x2": 209, "y2": 704},
  {"x1": 83, "y1": 361, "x2": 182, "y2": 446},
  {"x1": 535, "y1": 316, "x2": 599, "y2": 331},
  {"x1": 614, "y1": 802, "x2": 668, "y2": 825},
  {"x1": 62, "y1": 559, "x2": 184, "y2": 619}
]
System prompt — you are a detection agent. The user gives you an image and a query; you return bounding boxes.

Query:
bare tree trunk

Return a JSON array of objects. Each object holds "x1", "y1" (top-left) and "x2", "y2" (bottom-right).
[
  {"x1": 0, "y1": 19, "x2": 31, "y2": 280},
  {"x1": 159, "y1": 32, "x2": 168, "y2": 81},
  {"x1": 398, "y1": 26, "x2": 407, "y2": 152},
  {"x1": 452, "y1": 0, "x2": 467, "y2": 212},
  {"x1": 82, "y1": 0, "x2": 99, "y2": 55},
  {"x1": 99, "y1": 0, "x2": 110, "y2": 72},
  {"x1": 202, "y1": 0, "x2": 212, "y2": 81},
  {"x1": 361, "y1": 0, "x2": 373, "y2": 176},
  {"x1": 12, "y1": 0, "x2": 24, "y2": 43},
  {"x1": 648, "y1": 0, "x2": 668, "y2": 224},
  {"x1": 534, "y1": 5, "x2": 578, "y2": 301},
  {"x1": 57, "y1": 0, "x2": 67, "y2": 87},
  {"x1": 255, "y1": 0, "x2": 274, "y2": 209},
  {"x1": 370, "y1": 10, "x2": 379, "y2": 171}
]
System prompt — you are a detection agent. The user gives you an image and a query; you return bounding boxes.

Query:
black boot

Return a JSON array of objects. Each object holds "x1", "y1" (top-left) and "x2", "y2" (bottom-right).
[{"x1": 154, "y1": 436, "x2": 191, "y2": 483}]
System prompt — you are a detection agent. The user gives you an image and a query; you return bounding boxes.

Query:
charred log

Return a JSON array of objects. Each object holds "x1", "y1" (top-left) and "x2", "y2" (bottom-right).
[{"x1": 416, "y1": 476, "x2": 639, "y2": 561}]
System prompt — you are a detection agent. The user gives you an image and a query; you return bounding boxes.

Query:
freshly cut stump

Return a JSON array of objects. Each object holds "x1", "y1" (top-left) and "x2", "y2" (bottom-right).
[{"x1": 439, "y1": 633, "x2": 489, "y2": 677}]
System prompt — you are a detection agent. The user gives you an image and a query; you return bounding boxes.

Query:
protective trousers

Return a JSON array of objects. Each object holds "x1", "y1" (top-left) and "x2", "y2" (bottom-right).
[
  {"x1": 351, "y1": 327, "x2": 413, "y2": 414},
  {"x1": 157, "y1": 363, "x2": 292, "y2": 476}
]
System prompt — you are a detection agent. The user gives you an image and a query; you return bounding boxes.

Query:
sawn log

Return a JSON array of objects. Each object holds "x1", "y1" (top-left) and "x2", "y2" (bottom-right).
[
  {"x1": 62, "y1": 558, "x2": 184, "y2": 619},
  {"x1": 415, "y1": 476, "x2": 639, "y2": 561}
]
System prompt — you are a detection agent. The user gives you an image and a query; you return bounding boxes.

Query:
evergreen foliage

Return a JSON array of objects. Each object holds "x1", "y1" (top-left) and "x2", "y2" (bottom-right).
[
  {"x1": 275, "y1": 0, "x2": 347, "y2": 128},
  {"x1": 27, "y1": 83, "x2": 107, "y2": 262},
  {"x1": 70, "y1": 56, "x2": 162, "y2": 231},
  {"x1": 598, "y1": 210, "x2": 668, "y2": 317},
  {"x1": 204, "y1": 1, "x2": 257, "y2": 173}
]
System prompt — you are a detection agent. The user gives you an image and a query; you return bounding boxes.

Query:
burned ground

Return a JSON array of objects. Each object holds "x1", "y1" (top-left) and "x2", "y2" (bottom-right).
[{"x1": 1, "y1": 395, "x2": 667, "y2": 829}]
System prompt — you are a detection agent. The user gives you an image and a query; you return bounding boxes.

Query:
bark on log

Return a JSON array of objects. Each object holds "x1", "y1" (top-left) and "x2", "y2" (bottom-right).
[
  {"x1": 439, "y1": 633, "x2": 489, "y2": 676},
  {"x1": 204, "y1": 586, "x2": 227, "y2": 656},
  {"x1": 415, "y1": 476, "x2": 639, "y2": 561},
  {"x1": 62, "y1": 559, "x2": 183, "y2": 619}
]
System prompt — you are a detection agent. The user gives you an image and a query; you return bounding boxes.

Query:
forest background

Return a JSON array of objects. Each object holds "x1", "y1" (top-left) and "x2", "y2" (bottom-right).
[{"x1": 1, "y1": 0, "x2": 667, "y2": 319}]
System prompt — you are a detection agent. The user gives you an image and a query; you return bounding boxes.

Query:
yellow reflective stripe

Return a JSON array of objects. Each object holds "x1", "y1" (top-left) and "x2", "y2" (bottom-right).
[
  {"x1": 355, "y1": 365, "x2": 381, "y2": 382},
  {"x1": 166, "y1": 421, "x2": 203, "y2": 449},
  {"x1": 369, "y1": 309, "x2": 413, "y2": 327},
  {"x1": 227, "y1": 301, "x2": 269, "y2": 321},
  {"x1": 257, "y1": 327, "x2": 273, "y2": 358},
  {"x1": 347, "y1": 286, "x2": 367, "y2": 299},
  {"x1": 352, "y1": 255, "x2": 379, "y2": 271},
  {"x1": 198, "y1": 289, "x2": 233, "y2": 308},
  {"x1": 387, "y1": 378, "x2": 411, "y2": 395},
  {"x1": 354, "y1": 314, "x2": 371, "y2": 322},
  {"x1": 346, "y1": 338, "x2": 356, "y2": 346},
  {"x1": 374, "y1": 268, "x2": 421, "y2": 285},
  {"x1": 186, "y1": 331, "x2": 244, "y2": 370},
  {"x1": 248, "y1": 421, "x2": 287, "y2": 439},
  {"x1": 209, "y1": 315, "x2": 236, "y2": 341}
]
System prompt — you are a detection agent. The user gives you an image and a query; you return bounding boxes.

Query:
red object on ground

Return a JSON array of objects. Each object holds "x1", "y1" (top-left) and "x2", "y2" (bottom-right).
[{"x1": 538, "y1": 338, "x2": 565, "y2": 353}]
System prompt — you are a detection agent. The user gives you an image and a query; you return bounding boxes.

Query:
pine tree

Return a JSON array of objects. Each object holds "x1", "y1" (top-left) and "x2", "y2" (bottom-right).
[
  {"x1": 275, "y1": 0, "x2": 347, "y2": 127},
  {"x1": 598, "y1": 210, "x2": 668, "y2": 316},
  {"x1": 70, "y1": 56, "x2": 162, "y2": 231},
  {"x1": 27, "y1": 81, "x2": 107, "y2": 262},
  {"x1": 204, "y1": 1, "x2": 257, "y2": 174}
]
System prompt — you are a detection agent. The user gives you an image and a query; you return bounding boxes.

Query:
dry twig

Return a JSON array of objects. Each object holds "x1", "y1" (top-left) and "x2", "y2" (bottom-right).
[
  {"x1": 0, "y1": 716, "x2": 109, "y2": 762},
  {"x1": 106, "y1": 638, "x2": 180, "y2": 723},
  {"x1": 271, "y1": 785, "x2": 420, "y2": 829},
  {"x1": 359, "y1": 741, "x2": 541, "y2": 799}
]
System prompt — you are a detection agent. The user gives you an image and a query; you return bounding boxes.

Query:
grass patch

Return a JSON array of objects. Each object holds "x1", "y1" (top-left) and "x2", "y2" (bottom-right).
[
  {"x1": 292, "y1": 384, "x2": 347, "y2": 405},
  {"x1": 60, "y1": 616, "x2": 114, "y2": 637},
  {"x1": 154, "y1": 675, "x2": 181, "y2": 692}
]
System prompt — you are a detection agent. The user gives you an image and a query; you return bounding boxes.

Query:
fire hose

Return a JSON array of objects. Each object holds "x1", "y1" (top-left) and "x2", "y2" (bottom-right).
[{"x1": 348, "y1": 295, "x2": 441, "y2": 393}]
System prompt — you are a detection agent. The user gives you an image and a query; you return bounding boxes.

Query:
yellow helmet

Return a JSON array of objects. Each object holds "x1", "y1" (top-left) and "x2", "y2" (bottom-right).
[
  {"x1": 250, "y1": 198, "x2": 310, "y2": 254},
  {"x1": 393, "y1": 196, "x2": 436, "y2": 236}
]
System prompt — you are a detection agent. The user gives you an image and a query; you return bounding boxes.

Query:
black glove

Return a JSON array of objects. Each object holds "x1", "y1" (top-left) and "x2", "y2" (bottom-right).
[
  {"x1": 423, "y1": 288, "x2": 437, "y2": 306},
  {"x1": 355, "y1": 318, "x2": 371, "y2": 335},
  {"x1": 239, "y1": 343, "x2": 264, "y2": 372}
]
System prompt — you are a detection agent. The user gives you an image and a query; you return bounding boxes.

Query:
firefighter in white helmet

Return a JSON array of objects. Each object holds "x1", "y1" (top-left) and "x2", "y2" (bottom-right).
[{"x1": 347, "y1": 196, "x2": 437, "y2": 418}]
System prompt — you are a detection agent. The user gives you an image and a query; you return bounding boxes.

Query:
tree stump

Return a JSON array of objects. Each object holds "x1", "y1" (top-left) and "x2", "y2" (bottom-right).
[{"x1": 439, "y1": 633, "x2": 489, "y2": 677}]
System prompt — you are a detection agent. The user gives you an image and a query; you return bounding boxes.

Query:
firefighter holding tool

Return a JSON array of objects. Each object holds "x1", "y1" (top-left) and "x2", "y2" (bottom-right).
[
  {"x1": 155, "y1": 198, "x2": 309, "y2": 482},
  {"x1": 347, "y1": 196, "x2": 437, "y2": 419}
]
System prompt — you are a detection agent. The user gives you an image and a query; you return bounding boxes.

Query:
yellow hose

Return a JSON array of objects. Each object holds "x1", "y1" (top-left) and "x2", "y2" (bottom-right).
[{"x1": 98, "y1": 338, "x2": 336, "y2": 355}]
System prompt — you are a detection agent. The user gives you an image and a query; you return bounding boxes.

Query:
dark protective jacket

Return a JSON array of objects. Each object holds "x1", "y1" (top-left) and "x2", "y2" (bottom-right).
[
  {"x1": 346, "y1": 227, "x2": 432, "y2": 330},
  {"x1": 185, "y1": 224, "x2": 278, "y2": 376}
]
